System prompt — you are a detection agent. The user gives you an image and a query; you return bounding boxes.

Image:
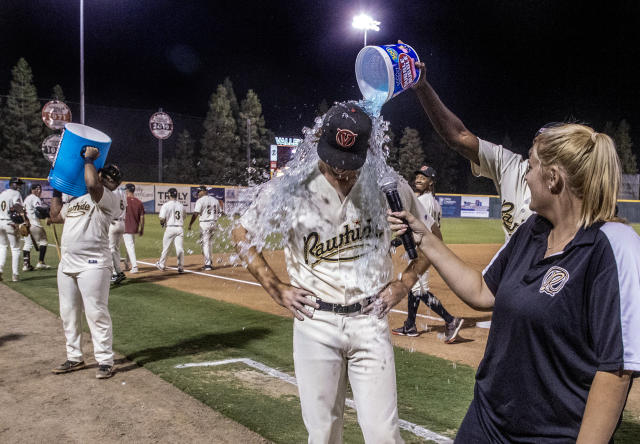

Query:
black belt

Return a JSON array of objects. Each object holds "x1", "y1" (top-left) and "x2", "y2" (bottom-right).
[{"x1": 316, "y1": 297, "x2": 376, "y2": 314}]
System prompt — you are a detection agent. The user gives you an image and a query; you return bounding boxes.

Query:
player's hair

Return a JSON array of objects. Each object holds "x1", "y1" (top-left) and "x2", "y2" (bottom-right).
[
  {"x1": 535, "y1": 123, "x2": 621, "y2": 227},
  {"x1": 31, "y1": 184, "x2": 42, "y2": 192}
]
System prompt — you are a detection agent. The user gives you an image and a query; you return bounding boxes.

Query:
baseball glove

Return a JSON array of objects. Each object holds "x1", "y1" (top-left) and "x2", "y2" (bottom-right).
[
  {"x1": 35, "y1": 206, "x2": 50, "y2": 219},
  {"x1": 18, "y1": 223, "x2": 29, "y2": 237},
  {"x1": 9, "y1": 208, "x2": 25, "y2": 224}
]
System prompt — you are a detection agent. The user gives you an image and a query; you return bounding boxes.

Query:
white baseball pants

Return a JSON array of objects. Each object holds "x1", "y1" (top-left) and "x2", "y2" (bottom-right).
[
  {"x1": 199, "y1": 221, "x2": 217, "y2": 266},
  {"x1": 108, "y1": 221, "x2": 125, "y2": 274},
  {"x1": 22, "y1": 225, "x2": 48, "y2": 251},
  {"x1": 293, "y1": 310, "x2": 403, "y2": 444},
  {"x1": 123, "y1": 233, "x2": 138, "y2": 269},
  {"x1": 57, "y1": 267, "x2": 114, "y2": 366},
  {"x1": 0, "y1": 220, "x2": 20, "y2": 276},
  {"x1": 158, "y1": 226, "x2": 184, "y2": 268}
]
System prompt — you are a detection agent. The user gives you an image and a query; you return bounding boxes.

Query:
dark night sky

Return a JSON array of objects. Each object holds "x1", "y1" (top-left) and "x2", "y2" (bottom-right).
[{"x1": 2, "y1": 0, "x2": 640, "y2": 160}]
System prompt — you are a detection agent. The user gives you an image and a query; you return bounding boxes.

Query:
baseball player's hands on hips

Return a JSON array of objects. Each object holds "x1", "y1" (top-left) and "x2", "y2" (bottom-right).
[
  {"x1": 364, "y1": 280, "x2": 409, "y2": 319},
  {"x1": 270, "y1": 283, "x2": 319, "y2": 321}
]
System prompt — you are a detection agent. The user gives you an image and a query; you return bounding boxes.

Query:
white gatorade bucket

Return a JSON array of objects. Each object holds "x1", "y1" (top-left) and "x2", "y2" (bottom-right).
[
  {"x1": 48, "y1": 123, "x2": 112, "y2": 197},
  {"x1": 355, "y1": 43, "x2": 421, "y2": 104}
]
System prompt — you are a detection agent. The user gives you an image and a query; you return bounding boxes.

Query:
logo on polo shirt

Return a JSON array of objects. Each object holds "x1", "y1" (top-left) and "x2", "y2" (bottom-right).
[{"x1": 539, "y1": 266, "x2": 570, "y2": 297}]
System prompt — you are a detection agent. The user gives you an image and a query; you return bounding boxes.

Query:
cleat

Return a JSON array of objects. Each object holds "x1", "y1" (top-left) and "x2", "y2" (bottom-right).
[
  {"x1": 35, "y1": 263, "x2": 51, "y2": 270},
  {"x1": 155, "y1": 262, "x2": 166, "y2": 271},
  {"x1": 203, "y1": 265, "x2": 213, "y2": 271},
  {"x1": 112, "y1": 273, "x2": 126, "y2": 285},
  {"x1": 95, "y1": 364, "x2": 114, "y2": 379},
  {"x1": 52, "y1": 360, "x2": 86, "y2": 374},
  {"x1": 129, "y1": 267, "x2": 139, "y2": 274},
  {"x1": 178, "y1": 267, "x2": 185, "y2": 274},
  {"x1": 392, "y1": 324, "x2": 419, "y2": 337},
  {"x1": 444, "y1": 318, "x2": 464, "y2": 344},
  {"x1": 12, "y1": 274, "x2": 19, "y2": 282},
  {"x1": 23, "y1": 264, "x2": 34, "y2": 272}
]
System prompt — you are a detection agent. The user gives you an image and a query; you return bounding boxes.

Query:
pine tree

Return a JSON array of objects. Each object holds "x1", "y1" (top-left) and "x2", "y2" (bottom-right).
[
  {"x1": 1, "y1": 58, "x2": 47, "y2": 177},
  {"x1": 165, "y1": 130, "x2": 198, "y2": 183},
  {"x1": 397, "y1": 127, "x2": 426, "y2": 182},
  {"x1": 315, "y1": 98, "x2": 329, "y2": 117},
  {"x1": 239, "y1": 89, "x2": 271, "y2": 184},
  {"x1": 199, "y1": 84, "x2": 241, "y2": 185},
  {"x1": 223, "y1": 77, "x2": 239, "y2": 121},
  {"x1": 614, "y1": 120, "x2": 637, "y2": 174},
  {"x1": 51, "y1": 84, "x2": 66, "y2": 102}
]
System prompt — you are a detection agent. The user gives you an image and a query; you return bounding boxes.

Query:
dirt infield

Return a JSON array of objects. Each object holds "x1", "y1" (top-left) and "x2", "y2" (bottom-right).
[
  {"x1": 0, "y1": 284, "x2": 270, "y2": 444},
  {"x1": 138, "y1": 243, "x2": 639, "y2": 421}
]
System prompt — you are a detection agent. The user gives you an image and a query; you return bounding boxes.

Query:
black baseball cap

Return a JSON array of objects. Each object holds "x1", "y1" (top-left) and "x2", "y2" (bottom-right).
[
  {"x1": 198, "y1": 185, "x2": 208, "y2": 192},
  {"x1": 98, "y1": 164, "x2": 123, "y2": 184},
  {"x1": 9, "y1": 177, "x2": 24, "y2": 185},
  {"x1": 125, "y1": 183, "x2": 136, "y2": 192},
  {"x1": 415, "y1": 165, "x2": 436, "y2": 179},
  {"x1": 30, "y1": 183, "x2": 42, "y2": 191},
  {"x1": 168, "y1": 187, "x2": 178, "y2": 197},
  {"x1": 317, "y1": 103, "x2": 372, "y2": 170}
]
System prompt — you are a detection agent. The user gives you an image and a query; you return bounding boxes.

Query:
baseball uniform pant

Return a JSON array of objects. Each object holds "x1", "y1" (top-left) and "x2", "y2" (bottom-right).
[
  {"x1": 109, "y1": 221, "x2": 125, "y2": 274},
  {"x1": 0, "y1": 221, "x2": 21, "y2": 276},
  {"x1": 199, "y1": 221, "x2": 216, "y2": 266},
  {"x1": 22, "y1": 225, "x2": 48, "y2": 251},
  {"x1": 123, "y1": 233, "x2": 138, "y2": 269},
  {"x1": 57, "y1": 267, "x2": 114, "y2": 366},
  {"x1": 293, "y1": 310, "x2": 403, "y2": 444},
  {"x1": 158, "y1": 226, "x2": 184, "y2": 268}
]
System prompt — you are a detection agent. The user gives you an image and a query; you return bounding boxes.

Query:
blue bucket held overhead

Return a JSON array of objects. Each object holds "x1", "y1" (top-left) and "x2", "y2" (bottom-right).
[
  {"x1": 355, "y1": 43, "x2": 421, "y2": 104},
  {"x1": 48, "y1": 123, "x2": 112, "y2": 197}
]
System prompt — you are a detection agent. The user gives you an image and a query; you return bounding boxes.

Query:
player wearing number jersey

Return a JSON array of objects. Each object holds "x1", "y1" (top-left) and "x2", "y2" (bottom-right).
[
  {"x1": 188, "y1": 186, "x2": 222, "y2": 270},
  {"x1": 49, "y1": 154, "x2": 123, "y2": 380},
  {"x1": 0, "y1": 177, "x2": 24, "y2": 282},
  {"x1": 21, "y1": 184, "x2": 51, "y2": 271},
  {"x1": 156, "y1": 188, "x2": 185, "y2": 273},
  {"x1": 108, "y1": 187, "x2": 127, "y2": 284}
]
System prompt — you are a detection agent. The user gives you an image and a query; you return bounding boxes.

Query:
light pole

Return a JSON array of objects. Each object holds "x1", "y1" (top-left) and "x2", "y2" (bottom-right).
[
  {"x1": 246, "y1": 118, "x2": 251, "y2": 185},
  {"x1": 80, "y1": 0, "x2": 85, "y2": 124},
  {"x1": 352, "y1": 14, "x2": 380, "y2": 47}
]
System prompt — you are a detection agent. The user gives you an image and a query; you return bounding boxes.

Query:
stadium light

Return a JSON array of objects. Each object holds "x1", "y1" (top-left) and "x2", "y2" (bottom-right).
[{"x1": 352, "y1": 14, "x2": 380, "y2": 47}]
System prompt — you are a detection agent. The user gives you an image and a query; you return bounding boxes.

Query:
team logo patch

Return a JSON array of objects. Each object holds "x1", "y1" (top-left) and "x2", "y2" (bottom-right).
[
  {"x1": 539, "y1": 266, "x2": 570, "y2": 297},
  {"x1": 336, "y1": 128, "x2": 357, "y2": 148}
]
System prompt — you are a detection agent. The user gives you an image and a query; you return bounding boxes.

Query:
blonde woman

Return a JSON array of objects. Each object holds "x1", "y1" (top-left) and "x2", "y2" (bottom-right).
[{"x1": 388, "y1": 124, "x2": 640, "y2": 443}]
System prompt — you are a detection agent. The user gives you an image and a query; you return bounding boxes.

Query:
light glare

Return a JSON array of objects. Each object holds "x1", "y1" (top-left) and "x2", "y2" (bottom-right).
[{"x1": 352, "y1": 14, "x2": 380, "y2": 31}]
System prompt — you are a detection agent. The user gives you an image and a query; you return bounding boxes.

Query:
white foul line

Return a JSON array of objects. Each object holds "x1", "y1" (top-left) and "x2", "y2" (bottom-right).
[{"x1": 176, "y1": 358, "x2": 453, "y2": 443}]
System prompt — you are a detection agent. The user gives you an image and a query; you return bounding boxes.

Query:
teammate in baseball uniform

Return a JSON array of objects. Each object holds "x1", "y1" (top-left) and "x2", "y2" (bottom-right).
[
  {"x1": 156, "y1": 188, "x2": 185, "y2": 273},
  {"x1": 108, "y1": 186, "x2": 127, "y2": 284},
  {"x1": 411, "y1": 60, "x2": 534, "y2": 242},
  {"x1": 21, "y1": 184, "x2": 51, "y2": 271},
  {"x1": 123, "y1": 183, "x2": 144, "y2": 274},
  {"x1": 392, "y1": 165, "x2": 463, "y2": 343},
  {"x1": 233, "y1": 103, "x2": 438, "y2": 443},
  {"x1": 188, "y1": 185, "x2": 222, "y2": 270},
  {"x1": 48, "y1": 149, "x2": 123, "y2": 379},
  {"x1": 0, "y1": 177, "x2": 25, "y2": 282}
]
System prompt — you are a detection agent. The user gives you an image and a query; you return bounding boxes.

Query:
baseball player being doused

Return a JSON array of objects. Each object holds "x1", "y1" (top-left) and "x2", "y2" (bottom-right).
[
  {"x1": 233, "y1": 103, "x2": 441, "y2": 443},
  {"x1": 49, "y1": 148, "x2": 123, "y2": 380}
]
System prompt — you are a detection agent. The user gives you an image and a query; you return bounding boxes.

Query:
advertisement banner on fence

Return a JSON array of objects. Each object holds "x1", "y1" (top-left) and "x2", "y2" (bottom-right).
[
  {"x1": 224, "y1": 187, "x2": 250, "y2": 215},
  {"x1": 130, "y1": 184, "x2": 156, "y2": 214},
  {"x1": 155, "y1": 185, "x2": 190, "y2": 212},
  {"x1": 461, "y1": 196, "x2": 490, "y2": 218},
  {"x1": 437, "y1": 195, "x2": 461, "y2": 218},
  {"x1": 189, "y1": 186, "x2": 225, "y2": 212}
]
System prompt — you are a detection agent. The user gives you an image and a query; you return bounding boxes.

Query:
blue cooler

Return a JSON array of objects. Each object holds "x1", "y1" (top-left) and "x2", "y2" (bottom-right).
[
  {"x1": 48, "y1": 123, "x2": 112, "y2": 197},
  {"x1": 355, "y1": 43, "x2": 421, "y2": 105}
]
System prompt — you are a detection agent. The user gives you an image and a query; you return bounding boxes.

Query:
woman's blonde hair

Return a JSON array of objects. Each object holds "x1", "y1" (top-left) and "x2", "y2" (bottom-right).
[{"x1": 535, "y1": 123, "x2": 621, "y2": 227}]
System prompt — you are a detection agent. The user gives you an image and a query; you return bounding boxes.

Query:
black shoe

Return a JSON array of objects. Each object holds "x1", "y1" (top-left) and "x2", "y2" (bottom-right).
[
  {"x1": 96, "y1": 364, "x2": 114, "y2": 379},
  {"x1": 444, "y1": 318, "x2": 464, "y2": 344},
  {"x1": 178, "y1": 267, "x2": 185, "y2": 274},
  {"x1": 203, "y1": 265, "x2": 213, "y2": 271},
  {"x1": 112, "y1": 273, "x2": 126, "y2": 285},
  {"x1": 392, "y1": 324, "x2": 419, "y2": 337},
  {"x1": 52, "y1": 360, "x2": 86, "y2": 374}
]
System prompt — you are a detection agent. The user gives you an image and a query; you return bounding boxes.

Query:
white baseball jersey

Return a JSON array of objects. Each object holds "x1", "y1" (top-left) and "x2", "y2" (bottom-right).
[
  {"x1": 412, "y1": 192, "x2": 442, "y2": 294},
  {"x1": 241, "y1": 166, "x2": 433, "y2": 305},
  {"x1": 59, "y1": 188, "x2": 121, "y2": 273},
  {"x1": 159, "y1": 200, "x2": 185, "y2": 227},
  {"x1": 113, "y1": 188, "x2": 127, "y2": 221},
  {"x1": 471, "y1": 138, "x2": 533, "y2": 241},
  {"x1": 0, "y1": 189, "x2": 23, "y2": 220},
  {"x1": 194, "y1": 195, "x2": 221, "y2": 222},
  {"x1": 23, "y1": 194, "x2": 44, "y2": 227}
]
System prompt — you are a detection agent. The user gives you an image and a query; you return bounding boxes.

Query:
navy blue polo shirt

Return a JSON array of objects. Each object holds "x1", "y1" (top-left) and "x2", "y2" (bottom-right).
[{"x1": 461, "y1": 215, "x2": 640, "y2": 443}]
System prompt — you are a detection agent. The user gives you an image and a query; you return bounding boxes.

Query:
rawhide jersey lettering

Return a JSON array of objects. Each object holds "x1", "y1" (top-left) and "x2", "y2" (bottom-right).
[
  {"x1": 471, "y1": 138, "x2": 532, "y2": 241},
  {"x1": 23, "y1": 194, "x2": 44, "y2": 227},
  {"x1": 241, "y1": 166, "x2": 432, "y2": 305},
  {"x1": 59, "y1": 188, "x2": 121, "y2": 272},
  {"x1": 194, "y1": 195, "x2": 221, "y2": 222},
  {"x1": 474, "y1": 215, "x2": 640, "y2": 442},
  {"x1": 0, "y1": 189, "x2": 23, "y2": 220},
  {"x1": 159, "y1": 200, "x2": 184, "y2": 227}
]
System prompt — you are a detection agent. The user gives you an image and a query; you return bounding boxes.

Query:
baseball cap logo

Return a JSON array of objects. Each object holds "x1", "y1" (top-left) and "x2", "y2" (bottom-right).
[{"x1": 336, "y1": 128, "x2": 357, "y2": 148}]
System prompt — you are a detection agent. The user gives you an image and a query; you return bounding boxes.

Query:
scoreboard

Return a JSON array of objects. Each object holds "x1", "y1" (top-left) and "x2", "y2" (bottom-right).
[{"x1": 270, "y1": 137, "x2": 302, "y2": 177}]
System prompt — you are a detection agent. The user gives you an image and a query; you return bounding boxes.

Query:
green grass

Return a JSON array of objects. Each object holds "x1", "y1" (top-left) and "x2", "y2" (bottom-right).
[{"x1": 3, "y1": 217, "x2": 640, "y2": 442}]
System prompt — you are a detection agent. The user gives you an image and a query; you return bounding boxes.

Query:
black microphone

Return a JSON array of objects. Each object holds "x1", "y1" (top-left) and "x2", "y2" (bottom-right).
[{"x1": 380, "y1": 177, "x2": 417, "y2": 260}]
